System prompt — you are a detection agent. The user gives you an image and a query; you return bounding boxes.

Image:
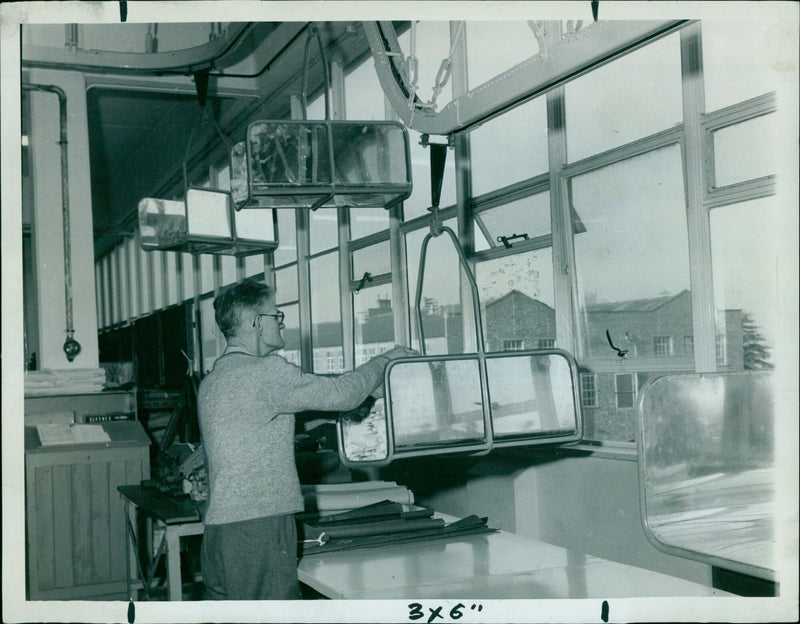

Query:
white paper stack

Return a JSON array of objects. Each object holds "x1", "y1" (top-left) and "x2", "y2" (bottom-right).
[
  {"x1": 24, "y1": 368, "x2": 107, "y2": 396},
  {"x1": 36, "y1": 423, "x2": 111, "y2": 446},
  {"x1": 301, "y1": 481, "x2": 415, "y2": 513}
]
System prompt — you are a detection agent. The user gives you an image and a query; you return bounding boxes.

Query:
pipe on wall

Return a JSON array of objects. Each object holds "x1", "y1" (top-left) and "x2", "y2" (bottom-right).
[{"x1": 22, "y1": 83, "x2": 81, "y2": 362}]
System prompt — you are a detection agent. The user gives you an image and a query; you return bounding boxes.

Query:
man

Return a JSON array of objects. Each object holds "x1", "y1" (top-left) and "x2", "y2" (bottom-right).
[{"x1": 198, "y1": 278, "x2": 415, "y2": 600}]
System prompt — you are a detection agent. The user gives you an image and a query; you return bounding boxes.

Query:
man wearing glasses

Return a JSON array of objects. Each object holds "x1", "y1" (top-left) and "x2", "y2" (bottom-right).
[{"x1": 197, "y1": 278, "x2": 415, "y2": 600}]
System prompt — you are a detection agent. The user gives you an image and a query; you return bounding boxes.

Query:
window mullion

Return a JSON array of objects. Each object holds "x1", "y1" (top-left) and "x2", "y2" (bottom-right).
[
  {"x1": 339, "y1": 209, "x2": 355, "y2": 370},
  {"x1": 451, "y1": 20, "x2": 478, "y2": 353},
  {"x1": 389, "y1": 203, "x2": 410, "y2": 346},
  {"x1": 546, "y1": 87, "x2": 578, "y2": 355},
  {"x1": 680, "y1": 23, "x2": 717, "y2": 372}
]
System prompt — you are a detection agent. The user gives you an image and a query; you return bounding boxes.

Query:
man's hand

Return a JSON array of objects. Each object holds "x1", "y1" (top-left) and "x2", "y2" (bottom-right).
[{"x1": 383, "y1": 345, "x2": 420, "y2": 360}]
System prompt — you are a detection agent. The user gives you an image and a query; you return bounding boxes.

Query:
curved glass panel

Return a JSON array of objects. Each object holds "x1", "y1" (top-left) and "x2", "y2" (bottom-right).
[
  {"x1": 388, "y1": 357, "x2": 485, "y2": 450},
  {"x1": 638, "y1": 372, "x2": 776, "y2": 579},
  {"x1": 487, "y1": 353, "x2": 579, "y2": 440},
  {"x1": 339, "y1": 399, "x2": 389, "y2": 465}
]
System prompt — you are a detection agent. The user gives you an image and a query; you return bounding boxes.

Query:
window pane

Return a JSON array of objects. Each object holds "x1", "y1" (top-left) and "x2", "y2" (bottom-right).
[
  {"x1": 217, "y1": 162, "x2": 230, "y2": 190},
  {"x1": 474, "y1": 192, "x2": 550, "y2": 252},
  {"x1": 306, "y1": 94, "x2": 326, "y2": 121},
  {"x1": 275, "y1": 264, "x2": 298, "y2": 305},
  {"x1": 138, "y1": 248, "x2": 152, "y2": 314},
  {"x1": 181, "y1": 252, "x2": 194, "y2": 304},
  {"x1": 403, "y1": 129, "x2": 457, "y2": 220},
  {"x1": 354, "y1": 283, "x2": 396, "y2": 366},
  {"x1": 466, "y1": 21, "x2": 543, "y2": 89},
  {"x1": 486, "y1": 353, "x2": 579, "y2": 438},
  {"x1": 702, "y1": 19, "x2": 787, "y2": 112},
  {"x1": 310, "y1": 208, "x2": 339, "y2": 254},
  {"x1": 712, "y1": 113, "x2": 777, "y2": 187},
  {"x1": 344, "y1": 56, "x2": 386, "y2": 121},
  {"x1": 352, "y1": 240, "x2": 391, "y2": 279},
  {"x1": 470, "y1": 97, "x2": 549, "y2": 196},
  {"x1": 221, "y1": 255, "x2": 237, "y2": 287},
  {"x1": 310, "y1": 252, "x2": 342, "y2": 373},
  {"x1": 200, "y1": 253, "x2": 214, "y2": 294},
  {"x1": 127, "y1": 238, "x2": 140, "y2": 317},
  {"x1": 95, "y1": 261, "x2": 104, "y2": 328},
  {"x1": 165, "y1": 252, "x2": 178, "y2": 306},
  {"x1": 350, "y1": 207, "x2": 390, "y2": 240},
  {"x1": 565, "y1": 33, "x2": 682, "y2": 162},
  {"x1": 103, "y1": 256, "x2": 113, "y2": 324},
  {"x1": 274, "y1": 209, "x2": 297, "y2": 267},
  {"x1": 389, "y1": 357, "x2": 485, "y2": 449},
  {"x1": 710, "y1": 198, "x2": 780, "y2": 372},
  {"x1": 475, "y1": 248, "x2": 555, "y2": 353},
  {"x1": 244, "y1": 253, "x2": 265, "y2": 278},
  {"x1": 200, "y1": 297, "x2": 223, "y2": 375},
  {"x1": 152, "y1": 252, "x2": 164, "y2": 310},
  {"x1": 405, "y1": 219, "x2": 461, "y2": 354},
  {"x1": 572, "y1": 145, "x2": 692, "y2": 442},
  {"x1": 277, "y1": 303, "x2": 301, "y2": 366},
  {"x1": 108, "y1": 251, "x2": 119, "y2": 323}
]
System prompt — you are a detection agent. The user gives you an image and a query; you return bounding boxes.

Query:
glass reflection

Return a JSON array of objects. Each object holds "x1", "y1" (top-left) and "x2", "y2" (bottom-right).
[
  {"x1": 340, "y1": 398, "x2": 389, "y2": 463},
  {"x1": 639, "y1": 372, "x2": 775, "y2": 575},
  {"x1": 486, "y1": 354, "x2": 578, "y2": 438},
  {"x1": 388, "y1": 358, "x2": 485, "y2": 449}
]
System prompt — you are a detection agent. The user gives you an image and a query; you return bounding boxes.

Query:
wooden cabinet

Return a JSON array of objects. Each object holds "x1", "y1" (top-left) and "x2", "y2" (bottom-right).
[{"x1": 25, "y1": 420, "x2": 150, "y2": 600}]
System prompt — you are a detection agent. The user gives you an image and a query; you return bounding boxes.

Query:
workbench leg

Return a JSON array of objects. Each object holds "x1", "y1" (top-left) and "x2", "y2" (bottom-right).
[
  {"x1": 166, "y1": 528, "x2": 183, "y2": 601},
  {"x1": 123, "y1": 499, "x2": 133, "y2": 599}
]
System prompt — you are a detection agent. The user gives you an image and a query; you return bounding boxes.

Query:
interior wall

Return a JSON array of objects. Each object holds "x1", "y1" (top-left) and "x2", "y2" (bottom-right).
[
  {"x1": 28, "y1": 68, "x2": 99, "y2": 370},
  {"x1": 411, "y1": 450, "x2": 713, "y2": 587}
]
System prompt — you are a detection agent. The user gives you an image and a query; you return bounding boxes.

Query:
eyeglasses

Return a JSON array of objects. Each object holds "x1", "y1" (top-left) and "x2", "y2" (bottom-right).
[{"x1": 253, "y1": 311, "x2": 285, "y2": 327}]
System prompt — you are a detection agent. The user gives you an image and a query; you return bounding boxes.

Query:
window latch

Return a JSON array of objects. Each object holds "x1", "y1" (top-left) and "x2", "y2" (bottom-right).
[
  {"x1": 496, "y1": 232, "x2": 529, "y2": 249},
  {"x1": 354, "y1": 272, "x2": 373, "y2": 294}
]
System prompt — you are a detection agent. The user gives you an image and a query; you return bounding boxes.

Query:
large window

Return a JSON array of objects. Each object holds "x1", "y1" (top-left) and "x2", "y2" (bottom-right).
[{"x1": 91, "y1": 18, "x2": 793, "y2": 452}]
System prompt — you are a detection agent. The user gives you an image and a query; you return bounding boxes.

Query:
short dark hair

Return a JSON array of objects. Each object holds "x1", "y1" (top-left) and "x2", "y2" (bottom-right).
[{"x1": 213, "y1": 279, "x2": 275, "y2": 339}]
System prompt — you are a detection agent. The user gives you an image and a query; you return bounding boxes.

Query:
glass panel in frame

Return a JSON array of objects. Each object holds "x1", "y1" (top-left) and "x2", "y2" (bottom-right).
[
  {"x1": 352, "y1": 240, "x2": 391, "y2": 279},
  {"x1": 486, "y1": 352, "x2": 579, "y2": 440},
  {"x1": 475, "y1": 248, "x2": 555, "y2": 353},
  {"x1": 565, "y1": 32, "x2": 682, "y2": 163},
  {"x1": 470, "y1": 98, "x2": 549, "y2": 196},
  {"x1": 638, "y1": 372, "x2": 776, "y2": 577},
  {"x1": 710, "y1": 197, "x2": 779, "y2": 373},
  {"x1": 712, "y1": 114, "x2": 777, "y2": 188},
  {"x1": 387, "y1": 357, "x2": 486, "y2": 450},
  {"x1": 310, "y1": 251, "x2": 342, "y2": 373}
]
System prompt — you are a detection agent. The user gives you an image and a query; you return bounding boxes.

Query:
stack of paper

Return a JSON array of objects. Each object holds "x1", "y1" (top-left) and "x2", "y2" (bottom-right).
[
  {"x1": 36, "y1": 423, "x2": 111, "y2": 446},
  {"x1": 301, "y1": 481, "x2": 415, "y2": 513},
  {"x1": 25, "y1": 368, "x2": 107, "y2": 396}
]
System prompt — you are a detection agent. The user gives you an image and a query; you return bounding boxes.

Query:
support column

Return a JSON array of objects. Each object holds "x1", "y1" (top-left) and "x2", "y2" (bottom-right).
[{"x1": 28, "y1": 68, "x2": 99, "y2": 369}]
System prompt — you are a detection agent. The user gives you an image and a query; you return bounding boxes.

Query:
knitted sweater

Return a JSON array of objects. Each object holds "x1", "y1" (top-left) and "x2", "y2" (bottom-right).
[{"x1": 198, "y1": 351, "x2": 390, "y2": 525}]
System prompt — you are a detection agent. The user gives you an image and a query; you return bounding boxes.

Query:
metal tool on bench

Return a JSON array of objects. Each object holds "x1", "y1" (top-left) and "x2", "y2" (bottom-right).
[{"x1": 301, "y1": 532, "x2": 330, "y2": 547}]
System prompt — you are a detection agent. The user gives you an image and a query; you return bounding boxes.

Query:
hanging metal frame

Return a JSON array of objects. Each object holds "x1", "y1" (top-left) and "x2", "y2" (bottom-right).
[
  {"x1": 363, "y1": 19, "x2": 690, "y2": 136},
  {"x1": 231, "y1": 23, "x2": 412, "y2": 211},
  {"x1": 138, "y1": 104, "x2": 278, "y2": 256}
]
